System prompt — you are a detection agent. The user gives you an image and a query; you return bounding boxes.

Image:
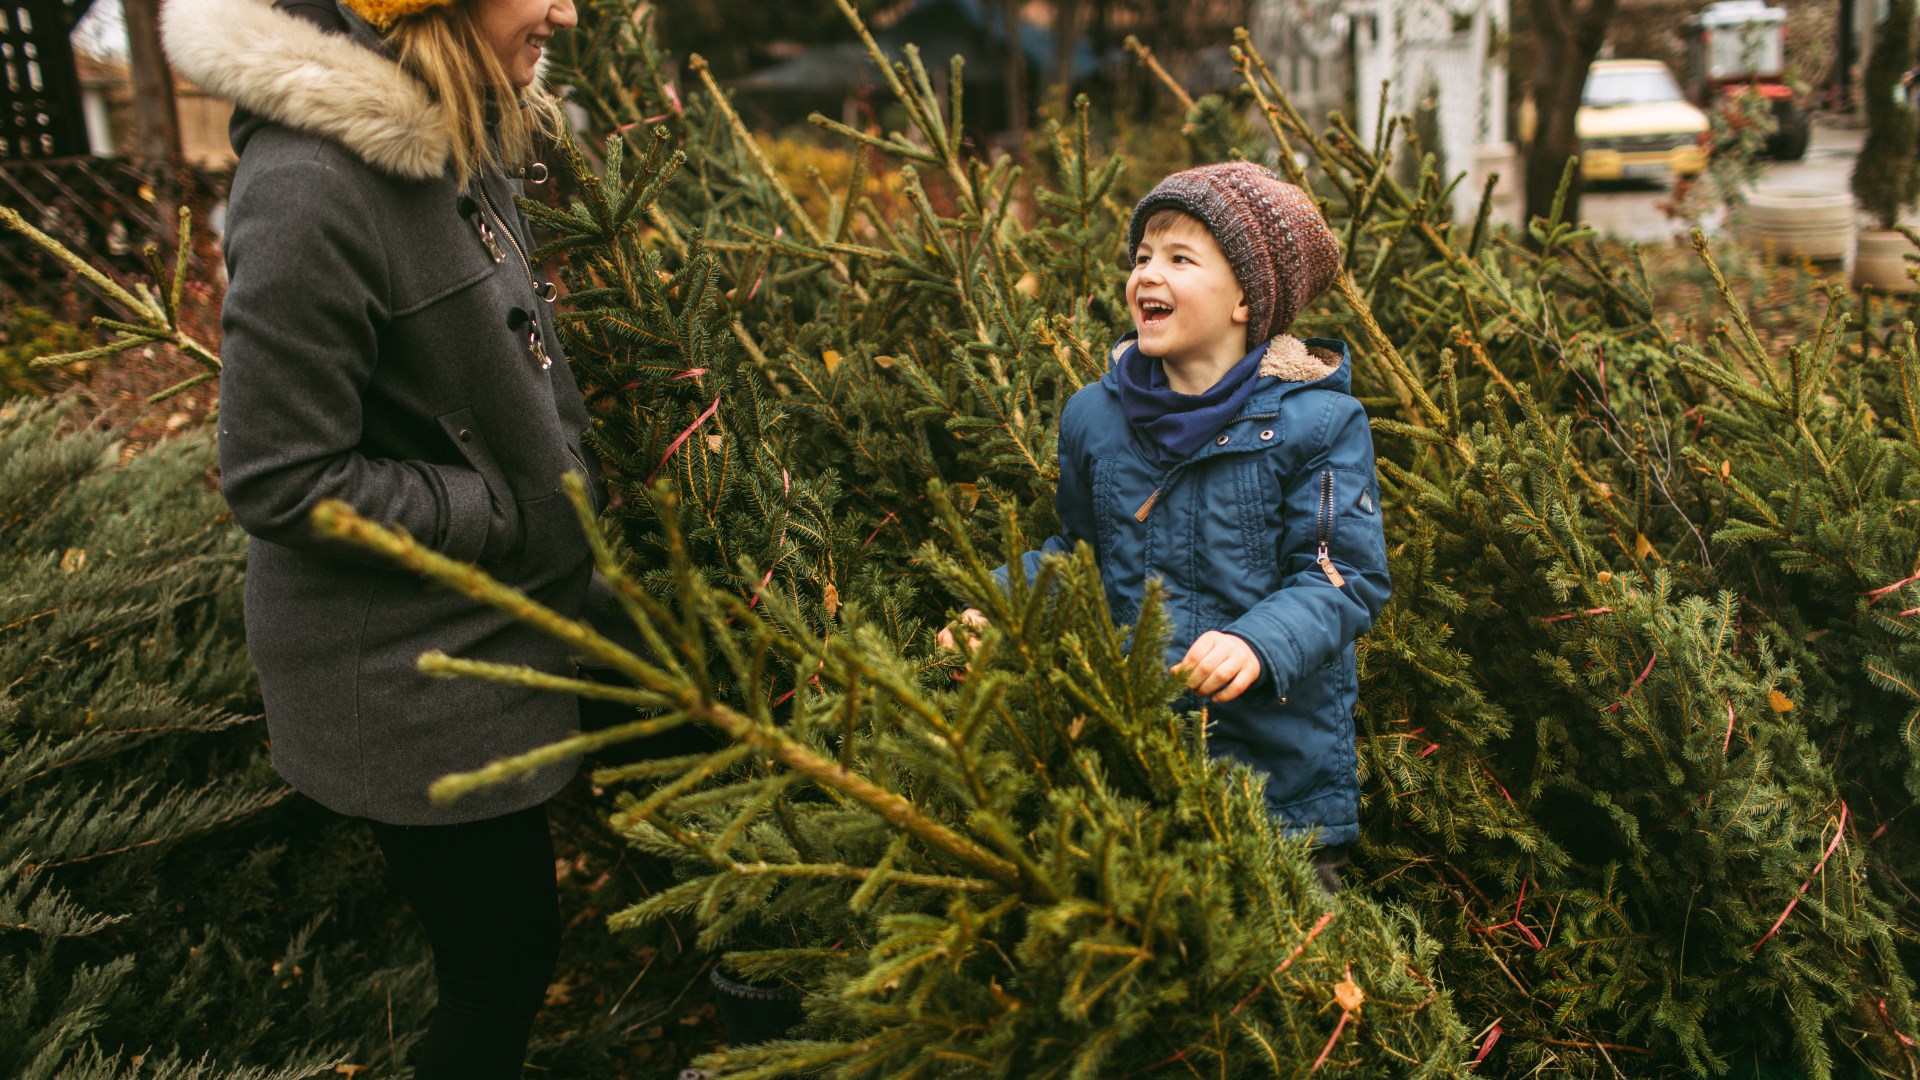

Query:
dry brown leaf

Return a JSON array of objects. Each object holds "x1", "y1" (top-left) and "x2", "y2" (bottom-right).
[
  {"x1": 874, "y1": 354, "x2": 896, "y2": 368},
  {"x1": 1720, "y1": 459, "x2": 1733, "y2": 479},
  {"x1": 1635, "y1": 533, "x2": 1654, "y2": 559},
  {"x1": 1068, "y1": 715, "x2": 1086, "y2": 740},
  {"x1": 60, "y1": 548, "x2": 85, "y2": 574},
  {"x1": 823, "y1": 349, "x2": 843, "y2": 374},
  {"x1": 1333, "y1": 977, "x2": 1366, "y2": 1014},
  {"x1": 705, "y1": 433, "x2": 724, "y2": 452},
  {"x1": 824, "y1": 584, "x2": 841, "y2": 617},
  {"x1": 1769, "y1": 690, "x2": 1794, "y2": 713},
  {"x1": 1015, "y1": 271, "x2": 1040, "y2": 297}
]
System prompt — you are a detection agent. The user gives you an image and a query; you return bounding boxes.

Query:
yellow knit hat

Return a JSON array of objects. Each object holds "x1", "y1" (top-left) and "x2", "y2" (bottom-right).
[{"x1": 340, "y1": 0, "x2": 457, "y2": 32}]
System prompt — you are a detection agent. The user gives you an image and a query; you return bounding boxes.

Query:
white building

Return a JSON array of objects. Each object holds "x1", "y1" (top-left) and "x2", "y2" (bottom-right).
[{"x1": 1249, "y1": 0, "x2": 1518, "y2": 223}]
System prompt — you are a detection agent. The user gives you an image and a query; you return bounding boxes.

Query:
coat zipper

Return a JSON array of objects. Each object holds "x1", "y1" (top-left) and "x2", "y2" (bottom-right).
[{"x1": 1316, "y1": 469, "x2": 1345, "y2": 587}]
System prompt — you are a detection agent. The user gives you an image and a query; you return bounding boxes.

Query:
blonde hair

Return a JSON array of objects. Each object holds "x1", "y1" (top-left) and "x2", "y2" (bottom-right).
[{"x1": 385, "y1": 3, "x2": 564, "y2": 187}]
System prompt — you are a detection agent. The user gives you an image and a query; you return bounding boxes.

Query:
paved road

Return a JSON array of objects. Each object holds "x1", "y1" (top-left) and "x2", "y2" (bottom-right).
[{"x1": 1579, "y1": 119, "x2": 1864, "y2": 244}]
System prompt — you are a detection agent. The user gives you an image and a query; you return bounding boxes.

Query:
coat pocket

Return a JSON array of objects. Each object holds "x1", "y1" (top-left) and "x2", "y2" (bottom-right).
[{"x1": 435, "y1": 407, "x2": 520, "y2": 563}]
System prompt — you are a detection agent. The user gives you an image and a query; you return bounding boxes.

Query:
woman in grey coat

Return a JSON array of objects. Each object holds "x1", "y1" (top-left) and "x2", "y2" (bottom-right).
[{"x1": 163, "y1": 0, "x2": 587, "y2": 1072}]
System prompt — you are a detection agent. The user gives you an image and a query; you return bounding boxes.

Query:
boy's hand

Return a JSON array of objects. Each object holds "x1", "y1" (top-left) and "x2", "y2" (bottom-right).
[
  {"x1": 938, "y1": 608, "x2": 989, "y2": 652},
  {"x1": 1175, "y1": 632, "x2": 1262, "y2": 702}
]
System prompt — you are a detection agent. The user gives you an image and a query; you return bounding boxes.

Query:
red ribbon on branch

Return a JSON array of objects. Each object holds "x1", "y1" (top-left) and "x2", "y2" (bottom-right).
[
  {"x1": 1605, "y1": 653, "x2": 1659, "y2": 713},
  {"x1": 1541, "y1": 606, "x2": 1613, "y2": 623},
  {"x1": 1470, "y1": 1023, "x2": 1504, "y2": 1070},
  {"x1": 648, "y1": 395, "x2": 721, "y2": 483},
  {"x1": 1751, "y1": 801, "x2": 1848, "y2": 953},
  {"x1": 863, "y1": 511, "x2": 897, "y2": 548},
  {"x1": 1865, "y1": 571, "x2": 1920, "y2": 601}
]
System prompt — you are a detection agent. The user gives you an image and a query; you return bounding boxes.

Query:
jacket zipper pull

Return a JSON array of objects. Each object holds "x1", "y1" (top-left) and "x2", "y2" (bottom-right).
[
  {"x1": 1316, "y1": 469, "x2": 1344, "y2": 586},
  {"x1": 1134, "y1": 486, "x2": 1162, "y2": 522},
  {"x1": 1317, "y1": 543, "x2": 1346, "y2": 587}
]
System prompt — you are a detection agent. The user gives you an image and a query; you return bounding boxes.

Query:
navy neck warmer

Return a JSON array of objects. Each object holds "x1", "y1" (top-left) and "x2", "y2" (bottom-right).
[{"x1": 1115, "y1": 337, "x2": 1270, "y2": 469}]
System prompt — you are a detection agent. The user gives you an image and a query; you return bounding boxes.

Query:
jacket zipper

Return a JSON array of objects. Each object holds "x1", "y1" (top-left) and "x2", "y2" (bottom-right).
[{"x1": 1316, "y1": 470, "x2": 1345, "y2": 587}]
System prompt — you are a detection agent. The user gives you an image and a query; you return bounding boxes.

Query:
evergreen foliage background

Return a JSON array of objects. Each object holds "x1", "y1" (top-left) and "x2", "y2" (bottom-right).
[{"x1": 0, "y1": 399, "x2": 433, "y2": 1078}]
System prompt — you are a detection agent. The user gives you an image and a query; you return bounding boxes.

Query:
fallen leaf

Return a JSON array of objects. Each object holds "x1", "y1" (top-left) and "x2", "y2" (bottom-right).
[
  {"x1": 823, "y1": 349, "x2": 843, "y2": 373},
  {"x1": 1068, "y1": 715, "x2": 1085, "y2": 740},
  {"x1": 705, "y1": 433, "x2": 724, "y2": 452},
  {"x1": 1596, "y1": 571, "x2": 1612, "y2": 584},
  {"x1": 1769, "y1": 690, "x2": 1794, "y2": 713},
  {"x1": 60, "y1": 548, "x2": 85, "y2": 573},
  {"x1": 873, "y1": 354, "x2": 896, "y2": 368},
  {"x1": 165, "y1": 411, "x2": 191, "y2": 430},
  {"x1": 824, "y1": 584, "x2": 841, "y2": 617},
  {"x1": 1333, "y1": 977, "x2": 1366, "y2": 1014},
  {"x1": 1720, "y1": 459, "x2": 1732, "y2": 479},
  {"x1": 1635, "y1": 533, "x2": 1654, "y2": 559},
  {"x1": 1015, "y1": 271, "x2": 1039, "y2": 297}
]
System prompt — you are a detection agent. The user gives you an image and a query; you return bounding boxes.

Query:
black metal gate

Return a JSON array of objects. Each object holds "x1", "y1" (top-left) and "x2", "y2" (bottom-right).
[{"x1": 2, "y1": 0, "x2": 95, "y2": 161}]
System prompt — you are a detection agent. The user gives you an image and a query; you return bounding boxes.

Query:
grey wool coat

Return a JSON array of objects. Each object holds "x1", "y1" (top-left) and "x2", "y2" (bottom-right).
[{"x1": 163, "y1": 0, "x2": 597, "y2": 824}]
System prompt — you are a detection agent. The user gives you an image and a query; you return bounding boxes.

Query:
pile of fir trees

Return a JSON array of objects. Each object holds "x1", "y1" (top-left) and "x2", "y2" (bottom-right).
[
  {"x1": 469, "y1": 3, "x2": 1912, "y2": 1074},
  {"x1": 0, "y1": 396, "x2": 440, "y2": 1079}
]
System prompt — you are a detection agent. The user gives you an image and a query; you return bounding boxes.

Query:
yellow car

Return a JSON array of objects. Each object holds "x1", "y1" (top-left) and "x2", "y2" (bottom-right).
[{"x1": 1577, "y1": 60, "x2": 1710, "y2": 181}]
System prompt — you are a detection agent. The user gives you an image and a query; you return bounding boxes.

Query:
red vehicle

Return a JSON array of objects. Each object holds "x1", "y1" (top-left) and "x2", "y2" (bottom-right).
[{"x1": 1682, "y1": 0, "x2": 1811, "y2": 160}]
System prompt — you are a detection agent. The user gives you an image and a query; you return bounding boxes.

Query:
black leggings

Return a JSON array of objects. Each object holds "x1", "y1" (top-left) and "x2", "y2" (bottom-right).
[{"x1": 369, "y1": 803, "x2": 560, "y2": 1080}]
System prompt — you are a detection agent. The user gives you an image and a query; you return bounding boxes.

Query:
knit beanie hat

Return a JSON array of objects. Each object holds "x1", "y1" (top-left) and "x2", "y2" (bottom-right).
[
  {"x1": 1126, "y1": 163, "x2": 1341, "y2": 352},
  {"x1": 340, "y1": 0, "x2": 456, "y2": 32}
]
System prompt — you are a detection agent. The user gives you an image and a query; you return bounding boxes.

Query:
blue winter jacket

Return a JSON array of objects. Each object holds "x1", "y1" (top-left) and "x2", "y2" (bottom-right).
[{"x1": 1009, "y1": 336, "x2": 1390, "y2": 845}]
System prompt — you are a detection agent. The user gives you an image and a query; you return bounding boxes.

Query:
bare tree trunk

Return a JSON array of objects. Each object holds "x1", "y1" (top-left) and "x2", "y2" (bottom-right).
[
  {"x1": 1523, "y1": 0, "x2": 1617, "y2": 229},
  {"x1": 122, "y1": 0, "x2": 183, "y2": 170}
]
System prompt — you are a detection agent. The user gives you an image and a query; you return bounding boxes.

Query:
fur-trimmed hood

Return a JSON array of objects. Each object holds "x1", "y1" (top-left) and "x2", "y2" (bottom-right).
[{"x1": 161, "y1": 0, "x2": 450, "y2": 179}]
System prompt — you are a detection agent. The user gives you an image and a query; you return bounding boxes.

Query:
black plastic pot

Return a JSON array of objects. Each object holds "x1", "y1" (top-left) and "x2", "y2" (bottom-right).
[{"x1": 709, "y1": 964, "x2": 805, "y2": 1045}]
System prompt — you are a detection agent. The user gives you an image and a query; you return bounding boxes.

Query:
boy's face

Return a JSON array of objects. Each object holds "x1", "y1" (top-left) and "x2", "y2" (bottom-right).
[{"x1": 1127, "y1": 213, "x2": 1250, "y2": 370}]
